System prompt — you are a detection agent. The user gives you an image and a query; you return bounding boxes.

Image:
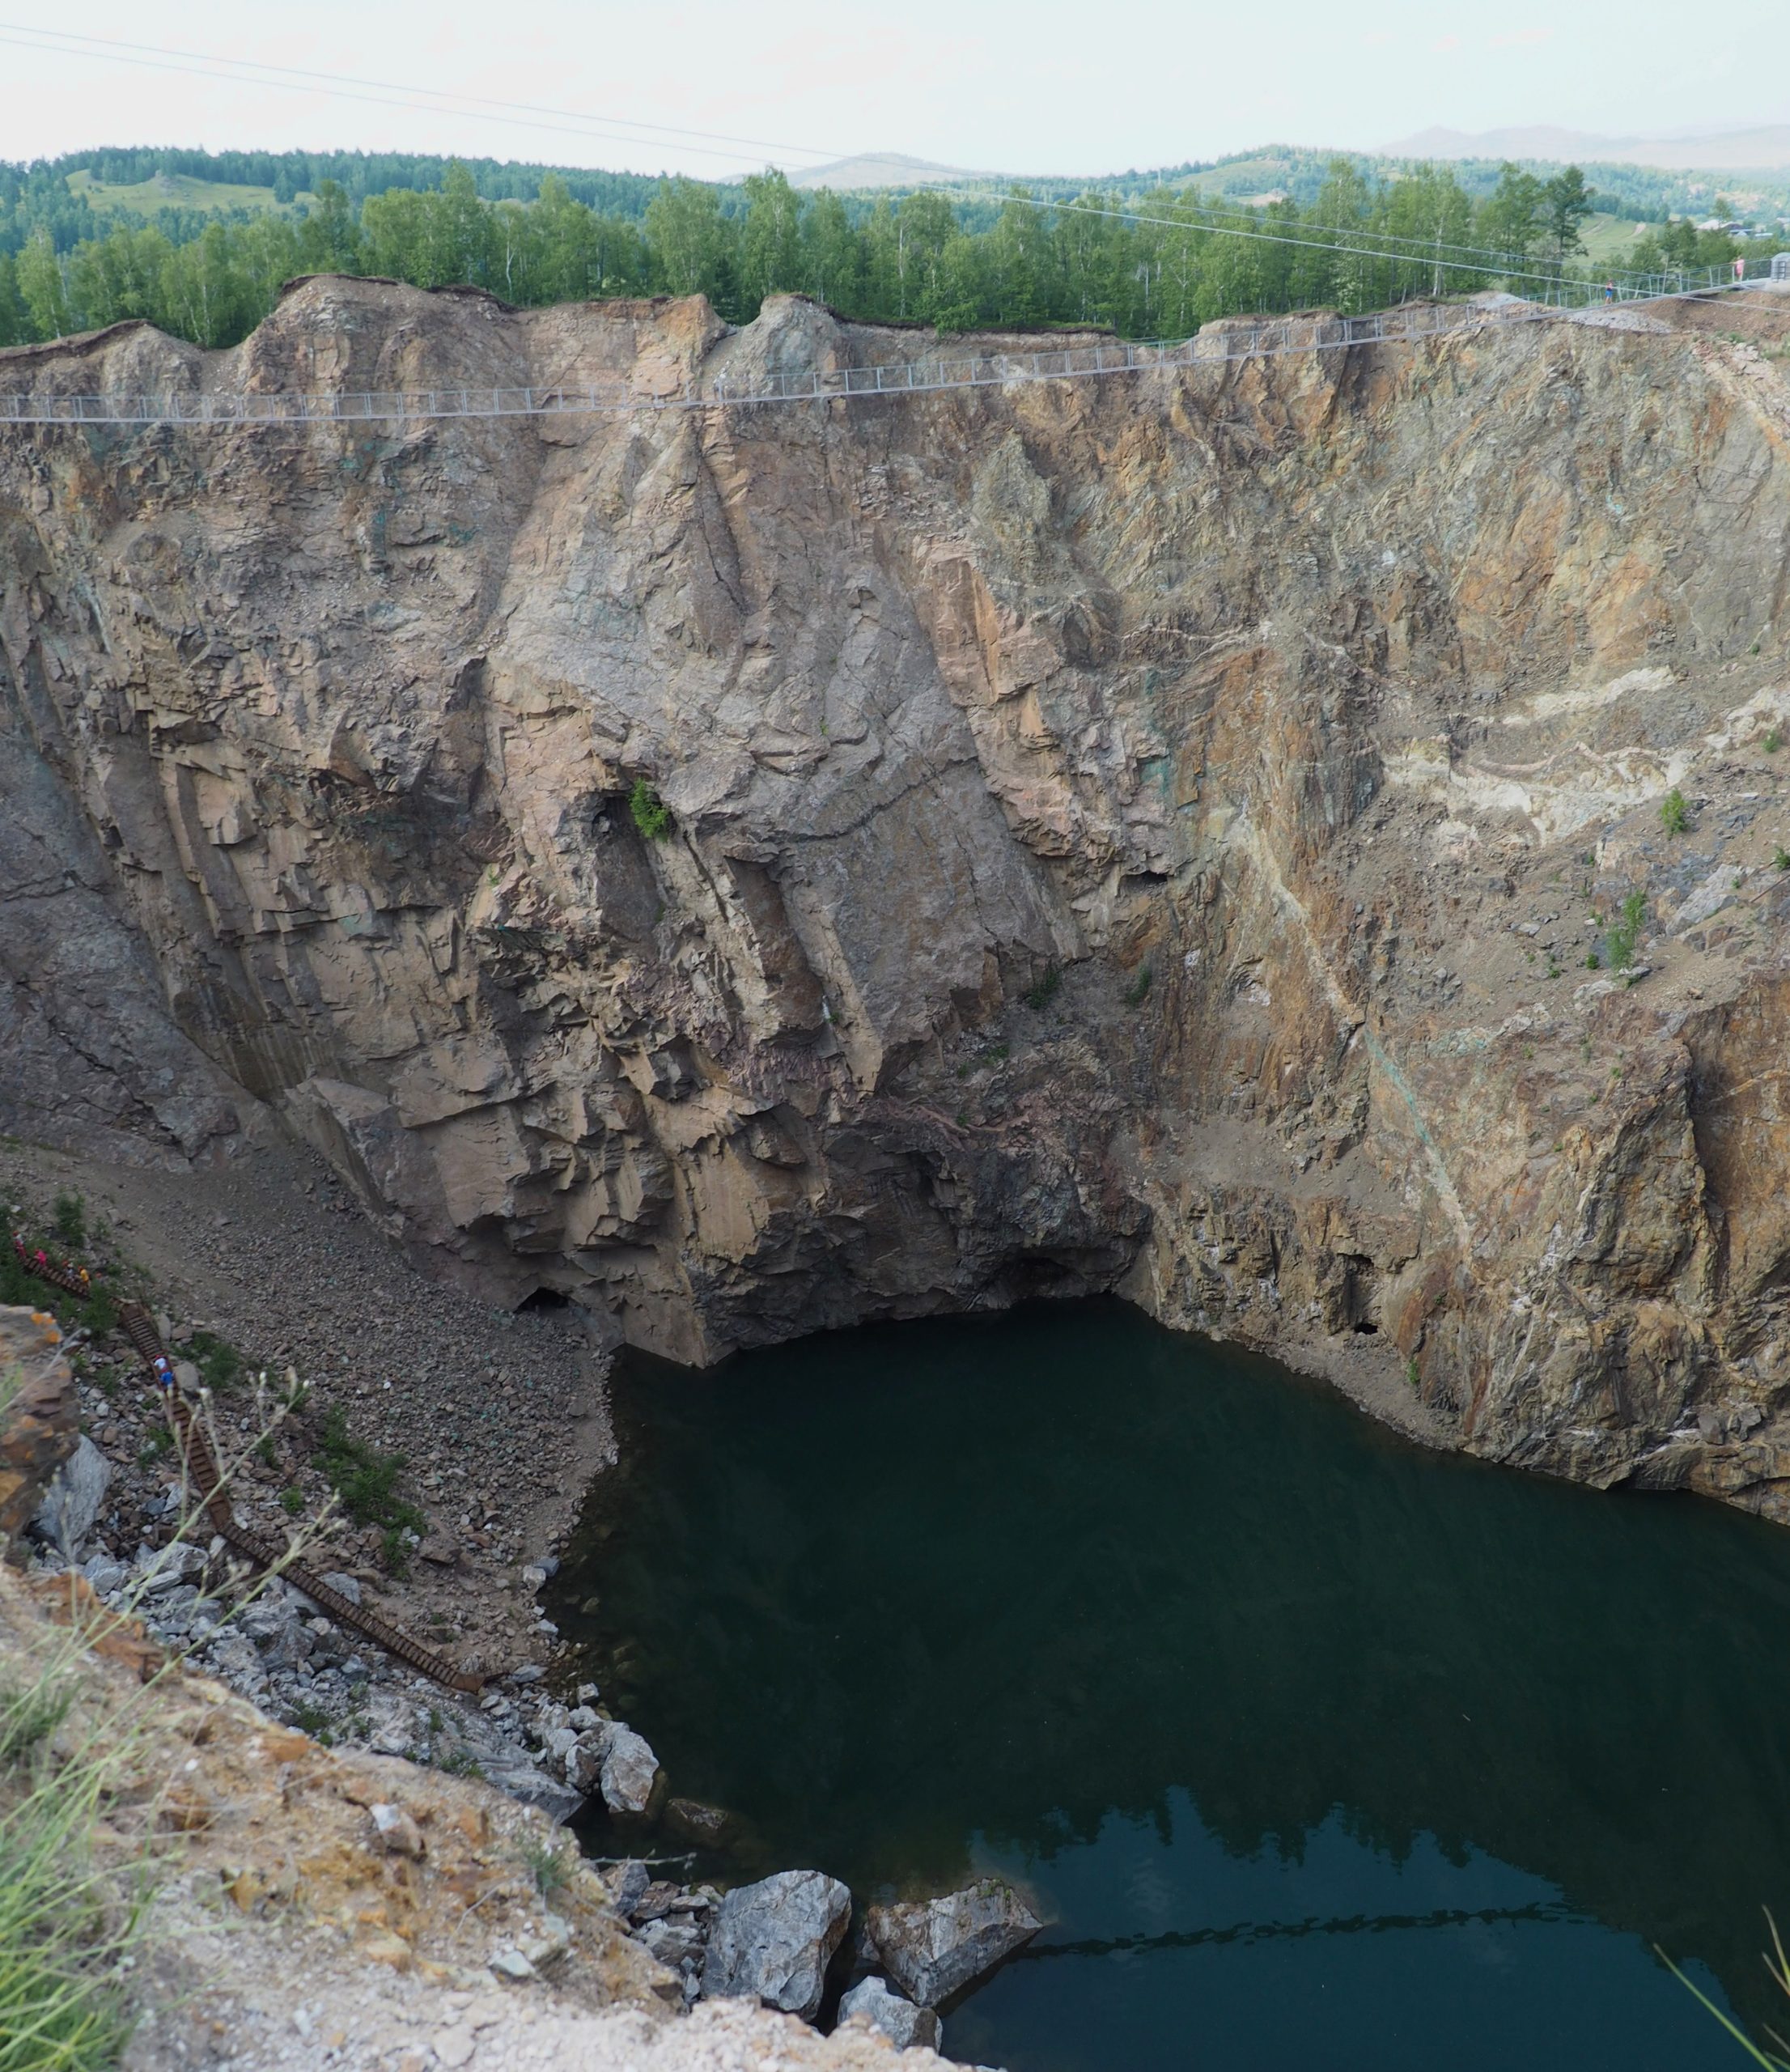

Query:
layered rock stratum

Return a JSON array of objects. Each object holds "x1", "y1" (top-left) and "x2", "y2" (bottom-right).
[{"x1": 6, "y1": 281, "x2": 1790, "y2": 1519}]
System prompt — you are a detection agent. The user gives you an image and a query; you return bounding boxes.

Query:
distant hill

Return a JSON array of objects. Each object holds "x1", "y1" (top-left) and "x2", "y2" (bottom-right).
[
  {"x1": 66, "y1": 168, "x2": 316, "y2": 219},
  {"x1": 785, "y1": 152, "x2": 999, "y2": 192},
  {"x1": 1384, "y1": 125, "x2": 1790, "y2": 174}
]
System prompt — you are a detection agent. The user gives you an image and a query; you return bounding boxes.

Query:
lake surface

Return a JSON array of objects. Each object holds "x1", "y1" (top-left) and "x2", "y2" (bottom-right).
[{"x1": 548, "y1": 1299, "x2": 1790, "y2": 2070}]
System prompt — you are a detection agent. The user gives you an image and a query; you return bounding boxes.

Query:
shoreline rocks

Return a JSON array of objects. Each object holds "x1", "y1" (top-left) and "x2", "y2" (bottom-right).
[
  {"x1": 866, "y1": 1879, "x2": 1042, "y2": 2007},
  {"x1": 703, "y1": 1870, "x2": 853, "y2": 2022},
  {"x1": 838, "y1": 1974, "x2": 944, "y2": 2052}
]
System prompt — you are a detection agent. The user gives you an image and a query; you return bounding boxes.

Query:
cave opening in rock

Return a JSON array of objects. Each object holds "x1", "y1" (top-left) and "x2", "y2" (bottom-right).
[{"x1": 517, "y1": 1285, "x2": 571, "y2": 1314}]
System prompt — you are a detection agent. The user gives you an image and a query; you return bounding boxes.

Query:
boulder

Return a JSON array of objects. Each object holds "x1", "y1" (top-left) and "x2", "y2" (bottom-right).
[
  {"x1": 599, "y1": 1723, "x2": 661, "y2": 1816},
  {"x1": 865, "y1": 1879, "x2": 1041, "y2": 2006},
  {"x1": 32, "y1": 1434, "x2": 112, "y2": 1555},
  {"x1": 370, "y1": 1802, "x2": 425, "y2": 1857},
  {"x1": 838, "y1": 1975, "x2": 943, "y2": 2051},
  {"x1": 606, "y1": 1858, "x2": 652, "y2": 1917},
  {"x1": 638, "y1": 1917, "x2": 706, "y2": 1971},
  {"x1": 81, "y1": 1552, "x2": 129, "y2": 1599},
  {"x1": 235, "y1": 1594, "x2": 312, "y2": 1668},
  {"x1": 134, "y1": 1540, "x2": 207, "y2": 1595},
  {"x1": 702, "y1": 1870, "x2": 851, "y2": 2022},
  {"x1": 566, "y1": 1720, "x2": 663, "y2": 1816},
  {"x1": 664, "y1": 1796, "x2": 736, "y2": 1849},
  {"x1": 566, "y1": 1726, "x2": 606, "y2": 1794},
  {"x1": 201, "y1": 1631, "x2": 263, "y2": 1686},
  {"x1": 481, "y1": 1760, "x2": 584, "y2": 1825},
  {"x1": 538, "y1": 1724, "x2": 580, "y2": 1772}
]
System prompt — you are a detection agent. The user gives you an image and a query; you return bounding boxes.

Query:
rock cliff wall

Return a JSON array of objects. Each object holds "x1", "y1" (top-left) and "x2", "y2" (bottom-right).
[{"x1": 6, "y1": 281, "x2": 1790, "y2": 1518}]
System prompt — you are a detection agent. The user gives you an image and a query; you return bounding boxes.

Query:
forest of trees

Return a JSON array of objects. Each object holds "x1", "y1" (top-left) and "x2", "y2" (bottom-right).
[{"x1": 0, "y1": 155, "x2": 1754, "y2": 356}]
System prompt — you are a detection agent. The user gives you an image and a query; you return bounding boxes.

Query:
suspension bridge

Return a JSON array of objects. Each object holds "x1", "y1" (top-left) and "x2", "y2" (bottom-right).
[{"x1": 0, "y1": 266, "x2": 1774, "y2": 431}]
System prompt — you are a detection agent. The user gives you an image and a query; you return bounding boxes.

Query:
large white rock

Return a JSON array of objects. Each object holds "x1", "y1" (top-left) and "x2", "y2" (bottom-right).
[
  {"x1": 702, "y1": 1870, "x2": 851, "y2": 2021},
  {"x1": 566, "y1": 1721, "x2": 662, "y2": 1816},
  {"x1": 599, "y1": 1724, "x2": 661, "y2": 1816},
  {"x1": 838, "y1": 1974, "x2": 943, "y2": 2051},
  {"x1": 32, "y1": 1434, "x2": 111, "y2": 1553},
  {"x1": 865, "y1": 1879, "x2": 1041, "y2": 2006}
]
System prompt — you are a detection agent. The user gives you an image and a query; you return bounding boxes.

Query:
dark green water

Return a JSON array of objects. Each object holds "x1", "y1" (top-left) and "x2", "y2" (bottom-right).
[{"x1": 549, "y1": 1300, "x2": 1790, "y2": 2071}]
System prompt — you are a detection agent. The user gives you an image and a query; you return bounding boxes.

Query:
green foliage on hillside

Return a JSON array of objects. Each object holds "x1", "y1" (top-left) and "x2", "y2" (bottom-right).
[{"x1": 0, "y1": 147, "x2": 1754, "y2": 357}]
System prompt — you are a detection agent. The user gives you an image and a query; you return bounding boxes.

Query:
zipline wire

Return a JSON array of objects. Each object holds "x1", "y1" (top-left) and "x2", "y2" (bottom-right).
[
  {"x1": 0, "y1": 23, "x2": 846, "y2": 172},
  {"x1": 931, "y1": 184, "x2": 1671, "y2": 296},
  {"x1": 0, "y1": 24, "x2": 1744, "y2": 311},
  {"x1": 0, "y1": 20, "x2": 1681, "y2": 295}
]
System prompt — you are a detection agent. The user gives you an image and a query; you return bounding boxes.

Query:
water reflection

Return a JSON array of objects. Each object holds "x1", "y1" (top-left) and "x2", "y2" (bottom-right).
[{"x1": 551, "y1": 1300, "x2": 1788, "y2": 2070}]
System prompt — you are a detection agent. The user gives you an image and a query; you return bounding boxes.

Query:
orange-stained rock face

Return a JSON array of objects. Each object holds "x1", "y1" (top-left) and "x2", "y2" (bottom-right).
[
  {"x1": 5, "y1": 282, "x2": 1790, "y2": 1517},
  {"x1": 0, "y1": 1306, "x2": 78, "y2": 1556}
]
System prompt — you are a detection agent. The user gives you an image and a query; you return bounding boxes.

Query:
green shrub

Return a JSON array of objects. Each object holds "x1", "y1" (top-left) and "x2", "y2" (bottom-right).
[
  {"x1": 1605, "y1": 890, "x2": 1648, "y2": 970},
  {"x1": 1022, "y1": 963, "x2": 1062, "y2": 1011},
  {"x1": 312, "y1": 1407, "x2": 424, "y2": 1535},
  {"x1": 628, "y1": 779, "x2": 672, "y2": 841},
  {"x1": 1775, "y1": 847, "x2": 1789, "y2": 873},
  {"x1": 278, "y1": 1487, "x2": 305, "y2": 1516},
  {"x1": 1660, "y1": 788, "x2": 1690, "y2": 835},
  {"x1": 1765, "y1": 729, "x2": 1782, "y2": 754},
  {"x1": 187, "y1": 1330, "x2": 245, "y2": 1396},
  {"x1": 0, "y1": 1231, "x2": 117, "y2": 1342},
  {"x1": 50, "y1": 1193, "x2": 86, "y2": 1249},
  {"x1": 1123, "y1": 963, "x2": 1154, "y2": 1008}
]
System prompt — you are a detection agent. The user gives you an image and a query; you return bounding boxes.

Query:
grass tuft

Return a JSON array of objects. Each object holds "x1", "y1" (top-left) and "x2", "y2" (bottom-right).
[
  {"x1": 1669, "y1": 1910, "x2": 1790, "y2": 2067},
  {"x1": 520, "y1": 1835, "x2": 571, "y2": 1900}
]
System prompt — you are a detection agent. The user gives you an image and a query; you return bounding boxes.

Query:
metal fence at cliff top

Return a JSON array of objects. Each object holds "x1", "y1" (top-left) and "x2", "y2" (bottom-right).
[{"x1": 0, "y1": 265, "x2": 1769, "y2": 430}]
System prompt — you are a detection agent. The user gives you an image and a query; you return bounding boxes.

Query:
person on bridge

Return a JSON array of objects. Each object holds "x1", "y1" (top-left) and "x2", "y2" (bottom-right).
[{"x1": 1736, "y1": 255, "x2": 1748, "y2": 283}]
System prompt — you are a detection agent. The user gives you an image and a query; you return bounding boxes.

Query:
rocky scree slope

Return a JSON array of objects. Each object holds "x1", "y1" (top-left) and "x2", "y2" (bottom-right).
[{"x1": 6, "y1": 283, "x2": 1790, "y2": 1518}]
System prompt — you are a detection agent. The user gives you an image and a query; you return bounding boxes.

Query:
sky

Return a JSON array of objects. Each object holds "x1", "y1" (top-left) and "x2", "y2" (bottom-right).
[{"x1": 4, "y1": 0, "x2": 1790, "y2": 178}]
